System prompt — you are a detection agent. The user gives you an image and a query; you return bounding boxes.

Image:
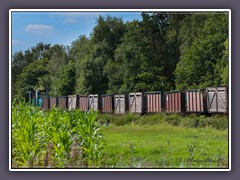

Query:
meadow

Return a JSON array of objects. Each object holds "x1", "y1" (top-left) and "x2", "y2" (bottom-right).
[
  {"x1": 11, "y1": 102, "x2": 228, "y2": 169},
  {"x1": 101, "y1": 124, "x2": 228, "y2": 168}
]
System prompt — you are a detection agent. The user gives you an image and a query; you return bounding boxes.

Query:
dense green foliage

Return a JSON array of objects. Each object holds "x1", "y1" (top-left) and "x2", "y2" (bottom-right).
[
  {"x1": 99, "y1": 113, "x2": 228, "y2": 130},
  {"x1": 12, "y1": 102, "x2": 105, "y2": 168},
  {"x1": 12, "y1": 12, "x2": 229, "y2": 100},
  {"x1": 175, "y1": 14, "x2": 228, "y2": 89}
]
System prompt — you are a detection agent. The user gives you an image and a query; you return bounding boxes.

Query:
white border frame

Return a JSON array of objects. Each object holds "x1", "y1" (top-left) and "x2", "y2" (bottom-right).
[{"x1": 9, "y1": 9, "x2": 231, "y2": 171}]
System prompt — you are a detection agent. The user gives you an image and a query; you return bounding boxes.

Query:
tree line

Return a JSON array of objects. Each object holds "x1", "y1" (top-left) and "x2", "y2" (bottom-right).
[{"x1": 12, "y1": 12, "x2": 229, "y2": 100}]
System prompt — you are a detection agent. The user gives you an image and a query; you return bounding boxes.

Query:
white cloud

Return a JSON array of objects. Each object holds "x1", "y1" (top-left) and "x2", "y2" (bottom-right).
[{"x1": 25, "y1": 24, "x2": 54, "y2": 35}]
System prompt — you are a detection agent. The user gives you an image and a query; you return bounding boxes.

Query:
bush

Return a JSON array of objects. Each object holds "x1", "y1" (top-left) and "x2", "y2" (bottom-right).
[
  {"x1": 97, "y1": 112, "x2": 228, "y2": 130},
  {"x1": 164, "y1": 114, "x2": 182, "y2": 126},
  {"x1": 137, "y1": 114, "x2": 165, "y2": 125},
  {"x1": 181, "y1": 114, "x2": 199, "y2": 128},
  {"x1": 208, "y1": 114, "x2": 228, "y2": 130},
  {"x1": 113, "y1": 114, "x2": 140, "y2": 126},
  {"x1": 180, "y1": 114, "x2": 228, "y2": 130},
  {"x1": 98, "y1": 113, "x2": 140, "y2": 126}
]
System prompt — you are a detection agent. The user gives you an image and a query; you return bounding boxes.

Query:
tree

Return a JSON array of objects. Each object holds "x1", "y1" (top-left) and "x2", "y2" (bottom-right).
[
  {"x1": 69, "y1": 35, "x2": 91, "y2": 94},
  {"x1": 112, "y1": 20, "x2": 148, "y2": 93},
  {"x1": 76, "y1": 15, "x2": 126, "y2": 94},
  {"x1": 111, "y1": 13, "x2": 182, "y2": 93},
  {"x1": 14, "y1": 58, "x2": 49, "y2": 100},
  {"x1": 175, "y1": 13, "x2": 228, "y2": 90},
  {"x1": 12, "y1": 43, "x2": 52, "y2": 99},
  {"x1": 215, "y1": 38, "x2": 229, "y2": 86},
  {"x1": 31, "y1": 42, "x2": 51, "y2": 60},
  {"x1": 47, "y1": 44, "x2": 69, "y2": 95},
  {"x1": 57, "y1": 61, "x2": 76, "y2": 95}
]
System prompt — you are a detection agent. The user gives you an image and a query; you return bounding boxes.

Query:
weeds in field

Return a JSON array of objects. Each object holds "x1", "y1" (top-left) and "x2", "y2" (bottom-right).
[
  {"x1": 98, "y1": 113, "x2": 140, "y2": 126},
  {"x1": 100, "y1": 113, "x2": 228, "y2": 130},
  {"x1": 104, "y1": 140, "x2": 228, "y2": 168}
]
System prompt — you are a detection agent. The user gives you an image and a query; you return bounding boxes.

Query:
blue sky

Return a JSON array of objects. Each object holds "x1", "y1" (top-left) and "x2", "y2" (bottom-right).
[{"x1": 11, "y1": 11, "x2": 143, "y2": 54}]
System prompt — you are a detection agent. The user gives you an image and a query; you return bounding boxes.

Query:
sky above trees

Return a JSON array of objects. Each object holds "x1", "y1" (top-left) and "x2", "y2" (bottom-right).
[{"x1": 11, "y1": 11, "x2": 142, "y2": 54}]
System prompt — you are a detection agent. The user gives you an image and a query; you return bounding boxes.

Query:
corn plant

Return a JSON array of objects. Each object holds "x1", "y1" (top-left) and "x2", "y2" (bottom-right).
[
  {"x1": 12, "y1": 101, "x2": 46, "y2": 168},
  {"x1": 74, "y1": 109, "x2": 106, "y2": 167},
  {"x1": 12, "y1": 101, "x2": 106, "y2": 168},
  {"x1": 43, "y1": 109, "x2": 73, "y2": 167}
]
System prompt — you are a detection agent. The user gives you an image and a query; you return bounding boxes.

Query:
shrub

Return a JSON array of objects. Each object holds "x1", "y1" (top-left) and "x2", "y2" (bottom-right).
[
  {"x1": 108, "y1": 114, "x2": 140, "y2": 126},
  {"x1": 181, "y1": 114, "x2": 199, "y2": 128},
  {"x1": 208, "y1": 114, "x2": 228, "y2": 130},
  {"x1": 137, "y1": 114, "x2": 165, "y2": 125},
  {"x1": 164, "y1": 114, "x2": 182, "y2": 126},
  {"x1": 98, "y1": 113, "x2": 228, "y2": 131}
]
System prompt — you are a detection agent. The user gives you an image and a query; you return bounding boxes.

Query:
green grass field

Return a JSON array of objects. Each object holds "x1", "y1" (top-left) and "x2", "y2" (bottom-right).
[{"x1": 100, "y1": 124, "x2": 228, "y2": 168}]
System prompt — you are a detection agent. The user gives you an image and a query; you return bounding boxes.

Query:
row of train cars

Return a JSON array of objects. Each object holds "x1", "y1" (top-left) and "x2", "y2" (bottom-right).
[{"x1": 29, "y1": 86, "x2": 228, "y2": 115}]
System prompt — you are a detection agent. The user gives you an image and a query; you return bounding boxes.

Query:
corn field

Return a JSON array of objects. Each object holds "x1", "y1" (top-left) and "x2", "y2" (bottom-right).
[{"x1": 12, "y1": 101, "x2": 105, "y2": 168}]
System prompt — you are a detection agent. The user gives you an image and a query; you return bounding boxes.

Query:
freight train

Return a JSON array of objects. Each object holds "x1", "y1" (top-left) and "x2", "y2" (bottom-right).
[{"x1": 29, "y1": 86, "x2": 228, "y2": 115}]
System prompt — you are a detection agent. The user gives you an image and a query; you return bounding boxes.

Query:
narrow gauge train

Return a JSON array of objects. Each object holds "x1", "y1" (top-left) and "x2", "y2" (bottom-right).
[{"x1": 29, "y1": 86, "x2": 228, "y2": 115}]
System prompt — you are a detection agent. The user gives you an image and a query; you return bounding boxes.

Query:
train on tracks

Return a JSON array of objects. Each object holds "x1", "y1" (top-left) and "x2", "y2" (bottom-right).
[{"x1": 28, "y1": 86, "x2": 228, "y2": 115}]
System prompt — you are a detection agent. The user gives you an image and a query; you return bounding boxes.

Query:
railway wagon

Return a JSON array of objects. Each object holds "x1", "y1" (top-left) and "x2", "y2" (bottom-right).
[
  {"x1": 89, "y1": 94, "x2": 102, "y2": 112},
  {"x1": 146, "y1": 91, "x2": 165, "y2": 113},
  {"x1": 42, "y1": 97, "x2": 50, "y2": 110},
  {"x1": 78, "y1": 95, "x2": 89, "y2": 112},
  {"x1": 206, "y1": 87, "x2": 228, "y2": 113},
  {"x1": 114, "y1": 94, "x2": 128, "y2": 114},
  {"x1": 28, "y1": 92, "x2": 40, "y2": 107},
  {"x1": 28, "y1": 90, "x2": 46, "y2": 107},
  {"x1": 129, "y1": 92, "x2": 146, "y2": 114},
  {"x1": 185, "y1": 89, "x2": 207, "y2": 113},
  {"x1": 101, "y1": 94, "x2": 114, "y2": 113},
  {"x1": 165, "y1": 91, "x2": 185, "y2": 113},
  {"x1": 68, "y1": 95, "x2": 79, "y2": 111},
  {"x1": 58, "y1": 96, "x2": 68, "y2": 110},
  {"x1": 28, "y1": 86, "x2": 229, "y2": 116},
  {"x1": 49, "y1": 96, "x2": 58, "y2": 109}
]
